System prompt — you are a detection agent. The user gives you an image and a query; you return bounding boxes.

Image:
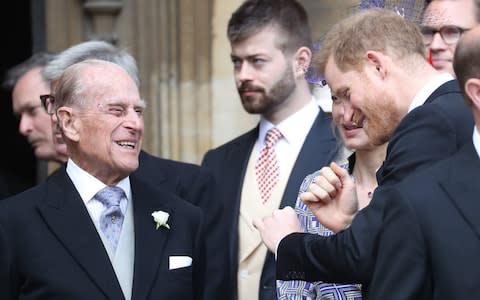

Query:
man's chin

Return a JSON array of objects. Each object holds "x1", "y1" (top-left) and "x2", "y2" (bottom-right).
[
  {"x1": 241, "y1": 103, "x2": 263, "y2": 114},
  {"x1": 432, "y1": 61, "x2": 453, "y2": 74},
  {"x1": 34, "y1": 148, "x2": 57, "y2": 161},
  {"x1": 121, "y1": 163, "x2": 139, "y2": 175}
]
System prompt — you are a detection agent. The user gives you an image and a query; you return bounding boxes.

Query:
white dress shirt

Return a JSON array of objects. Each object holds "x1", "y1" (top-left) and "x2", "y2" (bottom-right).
[
  {"x1": 472, "y1": 127, "x2": 480, "y2": 159},
  {"x1": 256, "y1": 97, "x2": 320, "y2": 167}
]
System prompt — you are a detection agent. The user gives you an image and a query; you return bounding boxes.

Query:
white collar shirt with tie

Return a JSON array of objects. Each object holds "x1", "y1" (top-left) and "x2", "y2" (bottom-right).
[
  {"x1": 257, "y1": 97, "x2": 320, "y2": 168},
  {"x1": 66, "y1": 158, "x2": 131, "y2": 228}
]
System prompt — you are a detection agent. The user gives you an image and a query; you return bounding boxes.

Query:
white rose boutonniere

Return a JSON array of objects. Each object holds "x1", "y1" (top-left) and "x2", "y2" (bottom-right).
[{"x1": 152, "y1": 210, "x2": 170, "y2": 230}]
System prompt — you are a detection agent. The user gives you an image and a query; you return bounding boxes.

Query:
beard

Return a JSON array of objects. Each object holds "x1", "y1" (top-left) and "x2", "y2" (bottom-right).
[
  {"x1": 362, "y1": 87, "x2": 402, "y2": 146},
  {"x1": 238, "y1": 65, "x2": 296, "y2": 115}
]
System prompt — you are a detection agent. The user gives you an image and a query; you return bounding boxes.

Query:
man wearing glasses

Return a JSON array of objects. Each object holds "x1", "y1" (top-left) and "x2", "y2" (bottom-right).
[
  {"x1": 3, "y1": 53, "x2": 68, "y2": 164},
  {"x1": 39, "y1": 93, "x2": 66, "y2": 160},
  {"x1": 421, "y1": 0, "x2": 479, "y2": 76}
]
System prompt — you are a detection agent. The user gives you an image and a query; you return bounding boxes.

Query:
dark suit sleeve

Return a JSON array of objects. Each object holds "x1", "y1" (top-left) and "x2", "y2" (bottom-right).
[
  {"x1": 0, "y1": 211, "x2": 14, "y2": 300},
  {"x1": 368, "y1": 186, "x2": 430, "y2": 299},
  {"x1": 378, "y1": 99, "x2": 472, "y2": 186},
  {"x1": 276, "y1": 186, "x2": 389, "y2": 284},
  {"x1": 192, "y1": 207, "x2": 208, "y2": 300},
  {"x1": 189, "y1": 168, "x2": 230, "y2": 300},
  {"x1": 201, "y1": 151, "x2": 236, "y2": 297}
]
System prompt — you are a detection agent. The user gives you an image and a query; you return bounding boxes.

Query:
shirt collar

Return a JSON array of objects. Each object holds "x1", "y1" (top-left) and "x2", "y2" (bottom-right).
[
  {"x1": 473, "y1": 126, "x2": 480, "y2": 159},
  {"x1": 258, "y1": 97, "x2": 319, "y2": 147},
  {"x1": 66, "y1": 158, "x2": 131, "y2": 205},
  {"x1": 408, "y1": 73, "x2": 454, "y2": 112}
]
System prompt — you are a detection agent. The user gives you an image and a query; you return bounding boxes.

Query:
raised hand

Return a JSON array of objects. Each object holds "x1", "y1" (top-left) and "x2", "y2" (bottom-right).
[{"x1": 300, "y1": 162, "x2": 358, "y2": 232}]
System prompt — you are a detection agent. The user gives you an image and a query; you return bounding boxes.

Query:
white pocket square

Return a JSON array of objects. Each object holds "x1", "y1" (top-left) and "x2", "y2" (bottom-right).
[{"x1": 169, "y1": 256, "x2": 192, "y2": 270}]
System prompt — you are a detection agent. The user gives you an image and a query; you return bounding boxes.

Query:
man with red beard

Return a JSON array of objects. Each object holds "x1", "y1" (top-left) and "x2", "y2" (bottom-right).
[
  {"x1": 201, "y1": 1, "x2": 340, "y2": 300},
  {"x1": 421, "y1": 0, "x2": 478, "y2": 76},
  {"x1": 253, "y1": 8, "x2": 474, "y2": 299}
]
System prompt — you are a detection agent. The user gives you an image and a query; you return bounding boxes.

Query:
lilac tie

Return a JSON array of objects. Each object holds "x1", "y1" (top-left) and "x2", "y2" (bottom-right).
[{"x1": 95, "y1": 186, "x2": 125, "y2": 253}]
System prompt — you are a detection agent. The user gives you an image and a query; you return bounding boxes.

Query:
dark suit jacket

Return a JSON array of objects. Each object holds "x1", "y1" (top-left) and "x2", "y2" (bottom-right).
[
  {"x1": 377, "y1": 80, "x2": 473, "y2": 186},
  {"x1": 136, "y1": 151, "x2": 228, "y2": 300},
  {"x1": 201, "y1": 109, "x2": 340, "y2": 300},
  {"x1": 276, "y1": 80, "x2": 474, "y2": 292},
  {"x1": 369, "y1": 140, "x2": 480, "y2": 299},
  {"x1": 0, "y1": 167, "x2": 206, "y2": 300}
]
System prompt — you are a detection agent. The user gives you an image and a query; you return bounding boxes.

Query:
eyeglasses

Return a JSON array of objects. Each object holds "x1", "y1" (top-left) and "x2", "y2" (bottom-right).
[
  {"x1": 420, "y1": 25, "x2": 470, "y2": 45},
  {"x1": 40, "y1": 94, "x2": 55, "y2": 115}
]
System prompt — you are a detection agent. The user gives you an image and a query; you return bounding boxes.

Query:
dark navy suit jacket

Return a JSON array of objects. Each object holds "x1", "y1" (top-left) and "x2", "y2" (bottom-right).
[
  {"x1": 135, "y1": 151, "x2": 228, "y2": 300},
  {"x1": 276, "y1": 80, "x2": 474, "y2": 298},
  {"x1": 370, "y1": 140, "x2": 480, "y2": 299},
  {"x1": 0, "y1": 167, "x2": 207, "y2": 300}
]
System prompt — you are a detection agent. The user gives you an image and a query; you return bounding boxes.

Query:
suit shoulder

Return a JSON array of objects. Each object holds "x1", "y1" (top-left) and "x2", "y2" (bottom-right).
[
  {"x1": 202, "y1": 128, "x2": 257, "y2": 163},
  {"x1": 0, "y1": 184, "x2": 47, "y2": 222},
  {"x1": 139, "y1": 150, "x2": 211, "y2": 176},
  {"x1": 207, "y1": 128, "x2": 257, "y2": 153},
  {"x1": 423, "y1": 89, "x2": 471, "y2": 120}
]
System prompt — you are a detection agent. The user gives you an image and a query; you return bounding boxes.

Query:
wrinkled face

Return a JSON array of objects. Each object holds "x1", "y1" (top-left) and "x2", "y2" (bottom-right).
[
  {"x1": 63, "y1": 64, "x2": 145, "y2": 184},
  {"x1": 230, "y1": 26, "x2": 296, "y2": 116},
  {"x1": 12, "y1": 67, "x2": 59, "y2": 161},
  {"x1": 422, "y1": 0, "x2": 477, "y2": 76},
  {"x1": 325, "y1": 57, "x2": 401, "y2": 146}
]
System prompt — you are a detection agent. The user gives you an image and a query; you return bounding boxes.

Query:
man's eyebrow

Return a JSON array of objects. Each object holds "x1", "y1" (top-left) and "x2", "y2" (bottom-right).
[{"x1": 231, "y1": 53, "x2": 267, "y2": 60}]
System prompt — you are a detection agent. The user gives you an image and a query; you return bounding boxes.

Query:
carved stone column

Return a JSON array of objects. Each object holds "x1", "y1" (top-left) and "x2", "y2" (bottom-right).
[{"x1": 83, "y1": 0, "x2": 123, "y2": 44}]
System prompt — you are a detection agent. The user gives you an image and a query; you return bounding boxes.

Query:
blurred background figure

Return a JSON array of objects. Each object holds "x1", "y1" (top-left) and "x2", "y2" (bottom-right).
[
  {"x1": 3, "y1": 53, "x2": 68, "y2": 164},
  {"x1": 1, "y1": 53, "x2": 68, "y2": 199},
  {"x1": 421, "y1": 0, "x2": 479, "y2": 76}
]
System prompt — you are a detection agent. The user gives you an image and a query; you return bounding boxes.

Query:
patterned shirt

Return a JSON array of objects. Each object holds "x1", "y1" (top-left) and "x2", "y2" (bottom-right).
[{"x1": 276, "y1": 159, "x2": 362, "y2": 300}]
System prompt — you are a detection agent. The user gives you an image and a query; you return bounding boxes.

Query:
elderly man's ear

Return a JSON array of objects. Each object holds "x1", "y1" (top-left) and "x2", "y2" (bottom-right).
[{"x1": 56, "y1": 107, "x2": 80, "y2": 142}]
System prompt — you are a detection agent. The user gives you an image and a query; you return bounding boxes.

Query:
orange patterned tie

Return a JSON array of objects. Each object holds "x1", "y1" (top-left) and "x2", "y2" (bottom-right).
[{"x1": 255, "y1": 127, "x2": 282, "y2": 204}]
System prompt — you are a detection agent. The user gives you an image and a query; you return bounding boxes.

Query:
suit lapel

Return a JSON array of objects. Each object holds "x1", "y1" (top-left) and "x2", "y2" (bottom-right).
[
  {"x1": 227, "y1": 129, "x2": 258, "y2": 272},
  {"x1": 37, "y1": 168, "x2": 124, "y2": 300},
  {"x1": 280, "y1": 110, "x2": 340, "y2": 208},
  {"x1": 223, "y1": 129, "x2": 258, "y2": 217},
  {"x1": 230, "y1": 128, "x2": 258, "y2": 204},
  {"x1": 130, "y1": 175, "x2": 172, "y2": 300},
  {"x1": 439, "y1": 142, "x2": 480, "y2": 240}
]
